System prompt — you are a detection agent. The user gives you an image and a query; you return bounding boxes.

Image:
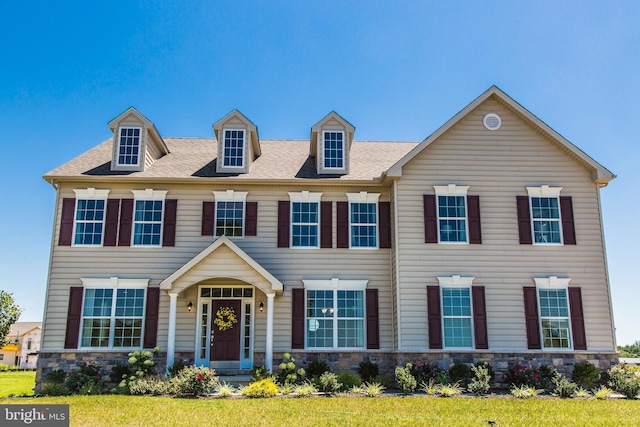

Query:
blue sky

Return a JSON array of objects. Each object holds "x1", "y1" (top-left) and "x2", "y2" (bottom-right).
[{"x1": 0, "y1": 1, "x2": 638, "y2": 345}]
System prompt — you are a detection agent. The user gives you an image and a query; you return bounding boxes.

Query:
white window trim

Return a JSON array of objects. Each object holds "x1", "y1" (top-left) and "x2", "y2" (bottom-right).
[
  {"x1": 221, "y1": 128, "x2": 246, "y2": 169},
  {"x1": 303, "y1": 278, "x2": 368, "y2": 350},
  {"x1": 346, "y1": 192, "x2": 380, "y2": 250},
  {"x1": 434, "y1": 185, "x2": 470, "y2": 244},
  {"x1": 72, "y1": 188, "x2": 110, "y2": 247},
  {"x1": 321, "y1": 130, "x2": 346, "y2": 171},
  {"x1": 534, "y1": 276, "x2": 573, "y2": 351},
  {"x1": 527, "y1": 186, "x2": 564, "y2": 246},
  {"x1": 289, "y1": 192, "x2": 323, "y2": 249},
  {"x1": 131, "y1": 189, "x2": 167, "y2": 247},
  {"x1": 213, "y1": 191, "x2": 248, "y2": 239},
  {"x1": 437, "y1": 275, "x2": 475, "y2": 350},
  {"x1": 116, "y1": 126, "x2": 143, "y2": 167},
  {"x1": 79, "y1": 277, "x2": 149, "y2": 350}
]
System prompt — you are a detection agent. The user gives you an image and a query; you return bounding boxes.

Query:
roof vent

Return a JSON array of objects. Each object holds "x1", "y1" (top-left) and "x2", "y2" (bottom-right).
[{"x1": 483, "y1": 113, "x2": 502, "y2": 130}]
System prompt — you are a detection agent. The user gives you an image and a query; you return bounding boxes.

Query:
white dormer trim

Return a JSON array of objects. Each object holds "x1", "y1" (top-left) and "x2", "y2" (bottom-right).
[
  {"x1": 310, "y1": 111, "x2": 355, "y2": 176},
  {"x1": 213, "y1": 110, "x2": 260, "y2": 174}
]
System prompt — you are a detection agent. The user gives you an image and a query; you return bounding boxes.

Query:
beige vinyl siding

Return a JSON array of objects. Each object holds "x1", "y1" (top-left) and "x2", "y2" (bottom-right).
[
  {"x1": 42, "y1": 184, "x2": 394, "y2": 353},
  {"x1": 395, "y1": 98, "x2": 614, "y2": 351}
]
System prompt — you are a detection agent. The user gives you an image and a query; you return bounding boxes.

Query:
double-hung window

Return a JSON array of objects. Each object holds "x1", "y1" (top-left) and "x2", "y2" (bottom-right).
[
  {"x1": 132, "y1": 189, "x2": 167, "y2": 246},
  {"x1": 346, "y1": 192, "x2": 380, "y2": 248},
  {"x1": 434, "y1": 185, "x2": 469, "y2": 243},
  {"x1": 437, "y1": 275, "x2": 474, "y2": 349},
  {"x1": 80, "y1": 278, "x2": 148, "y2": 348},
  {"x1": 222, "y1": 129, "x2": 245, "y2": 168},
  {"x1": 213, "y1": 191, "x2": 247, "y2": 237},
  {"x1": 304, "y1": 279, "x2": 366, "y2": 349},
  {"x1": 534, "y1": 276, "x2": 572, "y2": 349},
  {"x1": 527, "y1": 186, "x2": 563, "y2": 244},
  {"x1": 117, "y1": 127, "x2": 142, "y2": 167},
  {"x1": 72, "y1": 189, "x2": 110, "y2": 246},
  {"x1": 289, "y1": 192, "x2": 322, "y2": 248},
  {"x1": 323, "y1": 131, "x2": 344, "y2": 169}
]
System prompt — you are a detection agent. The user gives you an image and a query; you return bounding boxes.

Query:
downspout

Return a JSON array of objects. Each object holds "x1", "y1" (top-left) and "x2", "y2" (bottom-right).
[{"x1": 393, "y1": 180, "x2": 402, "y2": 351}]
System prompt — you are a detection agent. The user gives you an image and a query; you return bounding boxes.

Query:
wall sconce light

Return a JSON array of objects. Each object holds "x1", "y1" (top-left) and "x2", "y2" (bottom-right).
[
  {"x1": 259, "y1": 301, "x2": 264, "y2": 312},
  {"x1": 187, "y1": 301, "x2": 193, "y2": 312}
]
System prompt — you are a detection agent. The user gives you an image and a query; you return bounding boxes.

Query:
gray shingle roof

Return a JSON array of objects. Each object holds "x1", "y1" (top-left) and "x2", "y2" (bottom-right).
[{"x1": 44, "y1": 138, "x2": 418, "y2": 181}]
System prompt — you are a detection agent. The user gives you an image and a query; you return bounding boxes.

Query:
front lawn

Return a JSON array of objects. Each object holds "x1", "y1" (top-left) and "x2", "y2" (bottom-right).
[
  {"x1": 1, "y1": 395, "x2": 638, "y2": 426},
  {"x1": 0, "y1": 371, "x2": 35, "y2": 397}
]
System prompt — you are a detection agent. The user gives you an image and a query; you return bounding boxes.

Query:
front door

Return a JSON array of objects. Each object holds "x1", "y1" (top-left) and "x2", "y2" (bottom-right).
[{"x1": 210, "y1": 300, "x2": 242, "y2": 361}]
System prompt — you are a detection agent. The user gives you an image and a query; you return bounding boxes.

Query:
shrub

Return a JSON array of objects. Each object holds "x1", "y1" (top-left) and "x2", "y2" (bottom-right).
[
  {"x1": 250, "y1": 365, "x2": 272, "y2": 381},
  {"x1": 337, "y1": 372, "x2": 362, "y2": 391},
  {"x1": 362, "y1": 382, "x2": 385, "y2": 397},
  {"x1": 0, "y1": 364, "x2": 8, "y2": 371},
  {"x1": 372, "y1": 374, "x2": 395, "y2": 390},
  {"x1": 575, "y1": 387, "x2": 590, "y2": 398},
  {"x1": 410, "y1": 361, "x2": 449, "y2": 385},
  {"x1": 117, "y1": 347, "x2": 161, "y2": 392},
  {"x1": 449, "y1": 362, "x2": 470, "y2": 383},
  {"x1": 128, "y1": 376, "x2": 175, "y2": 396},
  {"x1": 242, "y1": 378, "x2": 279, "y2": 398},
  {"x1": 572, "y1": 361, "x2": 600, "y2": 389},
  {"x1": 552, "y1": 375, "x2": 577, "y2": 398},
  {"x1": 358, "y1": 360, "x2": 379, "y2": 382},
  {"x1": 292, "y1": 381, "x2": 317, "y2": 397},
  {"x1": 109, "y1": 364, "x2": 131, "y2": 386},
  {"x1": 608, "y1": 364, "x2": 640, "y2": 399},
  {"x1": 306, "y1": 359, "x2": 331, "y2": 378},
  {"x1": 395, "y1": 364, "x2": 417, "y2": 394},
  {"x1": 505, "y1": 364, "x2": 558, "y2": 391},
  {"x1": 472, "y1": 361, "x2": 495, "y2": 382},
  {"x1": 593, "y1": 385, "x2": 612, "y2": 400},
  {"x1": 66, "y1": 363, "x2": 105, "y2": 394},
  {"x1": 277, "y1": 353, "x2": 305, "y2": 385},
  {"x1": 214, "y1": 381, "x2": 236, "y2": 397},
  {"x1": 419, "y1": 378, "x2": 440, "y2": 395},
  {"x1": 467, "y1": 363, "x2": 491, "y2": 395},
  {"x1": 45, "y1": 369, "x2": 66, "y2": 385},
  {"x1": 510, "y1": 385, "x2": 542, "y2": 399},
  {"x1": 173, "y1": 366, "x2": 218, "y2": 397},
  {"x1": 438, "y1": 382, "x2": 463, "y2": 397},
  {"x1": 318, "y1": 372, "x2": 341, "y2": 394},
  {"x1": 42, "y1": 383, "x2": 68, "y2": 396},
  {"x1": 168, "y1": 361, "x2": 188, "y2": 377}
]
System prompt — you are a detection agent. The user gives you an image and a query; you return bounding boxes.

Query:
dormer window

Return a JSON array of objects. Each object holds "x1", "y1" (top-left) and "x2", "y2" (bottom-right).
[
  {"x1": 310, "y1": 112, "x2": 354, "y2": 175},
  {"x1": 323, "y1": 131, "x2": 344, "y2": 169},
  {"x1": 117, "y1": 127, "x2": 142, "y2": 167},
  {"x1": 222, "y1": 129, "x2": 245, "y2": 168}
]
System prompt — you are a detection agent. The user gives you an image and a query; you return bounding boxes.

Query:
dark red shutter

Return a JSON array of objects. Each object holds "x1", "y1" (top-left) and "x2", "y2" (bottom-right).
[
  {"x1": 143, "y1": 287, "x2": 160, "y2": 348},
  {"x1": 277, "y1": 201, "x2": 290, "y2": 248},
  {"x1": 468, "y1": 195, "x2": 482, "y2": 244},
  {"x1": 366, "y1": 289, "x2": 380, "y2": 349},
  {"x1": 118, "y1": 199, "x2": 134, "y2": 246},
  {"x1": 423, "y1": 195, "x2": 438, "y2": 243},
  {"x1": 245, "y1": 202, "x2": 258, "y2": 236},
  {"x1": 523, "y1": 286, "x2": 541, "y2": 349},
  {"x1": 517, "y1": 196, "x2": 532, "y2": 244},
  {"x1": 472, "y1": 286, "x2": 488, "y2": 349},
  {"x1": 59, "y1": 198, "x2": 76, "y2": 246},
  {"x1": 291, "y1": 288, "x2": 305, "y2": 349},
  {"x1": 337, "y1": 201, "x2": 349, "y2": 248},
  {"x1": 201, "y1": 201, "x2": 215, "y2": 236},
  {"x1": 64, "y1": 287, "x2": 84, "y2": 349},
  {"x1": 379, "y1": 202, "x2": 392, "y2": 248},
  {"x1": 320, "y1": 201, "x2": 332, "y2": 248},
  {"x1": 568, "y1": 287, "x2": 587, "y2": 350},
  {"x1": 560, "y1": 196, "x2": 576, "y2": 245},
  {"x1": 162, "y1": 199, "x2": 178, "y2": 247},
  {"x1": 104, "y1": 199, "x2": 120, "y2": 246},
  {"x1": 427, "y1": 285, "x2": 442, "y2": 349}
]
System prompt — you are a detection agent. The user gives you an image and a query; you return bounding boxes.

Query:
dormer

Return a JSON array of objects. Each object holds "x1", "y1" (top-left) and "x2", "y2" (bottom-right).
[
  {"x1": 310, "y1": 111, "x2": 355, "y2": 175},
  {"x1": 213, "y1": 110, "x2": 261, "y2": 174},
  {"x1": 108, "y1": 107, "x2": 169, "y2": 172}
]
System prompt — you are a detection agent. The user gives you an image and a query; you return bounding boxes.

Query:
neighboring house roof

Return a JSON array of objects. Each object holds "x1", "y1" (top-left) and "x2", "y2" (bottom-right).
[
  {"x1": 7, "y1": 322, "x2": 42, "y2": 338},
  {"x1": 43, "y1": 138, "x2": 417, "y2": 183},
  {"x1": 386, "y1": 86, "x2": 616, "y2": 186},
  {"x1": 620, "y1": 358, "x2": 640, "y2": 366}
]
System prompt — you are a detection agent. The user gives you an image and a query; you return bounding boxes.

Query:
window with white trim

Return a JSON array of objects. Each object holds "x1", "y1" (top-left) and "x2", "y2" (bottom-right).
[
  {"x1": 304, "y1": 279, "x2": 366, "y2": 349},
  {"x1": 117, "y1": 127, "x2": 142, "y2": 166},
  {"x1": 289, "y1": 192, "x2": 322, "y2": 248},
  {"x1": 80, "y1": 278, "x2": 148, "y2": 348},
  {"x1": 434, "y1": 185, "x2": 469, "y2": 243},
  {"x1": 438, "y1": 275, "x2": 474, "y2": 349},
  {"x1": 323, "y1": 131, "x2": 344, "y2": 169},
  {"x1": 213, "y1": 191, "x2": 247, "y2": 237},
  {"x1": 132, "y1": 189, "x2": 167, "y2": 246},
  {"x1": 347, "y1": 192, "x2": 380, "y2": 248},
  {"x1": 527, "y1": 186, "x2": 563, "y2": 244},
  {"x1": 535, "y1": 277, "x2": 572, "y2": 349},
  {"x1": 222, "y1": 129, "x2": 245, "y2": 168},
  {"x1": 73, "y1": 189, "x2": 110, "y2": 246}
]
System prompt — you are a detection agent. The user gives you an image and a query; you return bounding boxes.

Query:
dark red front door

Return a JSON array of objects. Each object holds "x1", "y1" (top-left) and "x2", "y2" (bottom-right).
[{"x1": 210, "y1": 300, "x2": 241, "y2": 361}]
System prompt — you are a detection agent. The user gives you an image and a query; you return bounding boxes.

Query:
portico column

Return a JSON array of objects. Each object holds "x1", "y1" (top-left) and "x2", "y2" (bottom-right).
[
  {"x1": 265, "y1": 293, "x2": 275, "y2": 372},
  {"x1": 166, "y1": 292, "x2": 178, "y2": 374}
]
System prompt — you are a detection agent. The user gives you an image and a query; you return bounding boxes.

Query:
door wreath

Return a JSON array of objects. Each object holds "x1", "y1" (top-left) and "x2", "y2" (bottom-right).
[{"x1": 214, "y1": 306, "x2": 238, "y2": 331}]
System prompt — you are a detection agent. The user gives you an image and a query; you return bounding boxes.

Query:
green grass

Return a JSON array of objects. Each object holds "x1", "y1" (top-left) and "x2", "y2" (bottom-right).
[
  {"x1": 0, "y1": 395, "x2": 638, "y2": 426},
  {"x1": 0, "y1": 371, "x2": 35, "y2": 397}
]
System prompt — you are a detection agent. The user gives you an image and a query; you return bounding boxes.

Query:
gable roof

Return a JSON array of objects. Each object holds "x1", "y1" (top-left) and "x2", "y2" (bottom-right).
[
  {"x1": 309, "y1": 111, "x2": 356, "y2": 157},
  {"x1": 213, "y1": 109, "x2": 261, "y2": 157},
  {"x1": 108, "y1": 107, "x2": 169, "y2": 155},
  {"x1": 8, "y1": 322, "x2": 42, "y2": 338},
  {"x1": 386, "y1": 86, "x2": 615, "y2": 186}
]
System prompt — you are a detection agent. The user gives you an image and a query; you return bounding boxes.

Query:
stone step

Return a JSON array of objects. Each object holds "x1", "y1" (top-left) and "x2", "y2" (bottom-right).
[{"x1": 217, "y1": 375, "x2": 253, "y2": 386}]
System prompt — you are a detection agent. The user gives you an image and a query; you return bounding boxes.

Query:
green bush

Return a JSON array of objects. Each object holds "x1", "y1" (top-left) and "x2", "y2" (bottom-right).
[
  {"x1": 109, "y1": 364, "x2": 131, "y2": 385},
  {"x1": 505, "y1": 364, "x2": 558, "y2": 391},
  {"x1": 306, "y1": 359, "x2": 330, "y2": 378},
  {"x1": 0, "y1": 364, "x2": 8, "y2": 371},
  {"x1": 449, "y1": 362, "x2": 470, "y2": 383},
  {"x1": 250, "y1": 365, "x2": 272, "y2": 381},
  {"x1": 337, "y1": 372, "x2": 362, "y2": 391},
  {"x1": 395, "y1": 364, "x2": 417, "y2": 394},
  {"x1": 572, "y1": 361, "x2": 600, "y2": 389},
  {"x1": 42, "y1": 383, "x2": 68, "y2": 396},
  {"x1": 552, "y1": 375, "x2": 577, "y2": 398},
  {"x1": 372, "y1": 374, "x2": 395, "y2": 390},
  {"x1": 467, "y1": 363, "x2": 491, "y2": 395},
  {"x1": 168, "y1": 361, "x2": 187, "y2": 377},
  {"x1": 277, "y1": 353, "x2": 305, "y2": 385},
  {"x1": 410, "y1": 361, "x2": 449, "y2": 385},
  {"x1": 243, "y1": 378, "x2": 279, "y2": 398},
  {"x1": 292, "y1": 381, "x2": 317, "y2": 397},
  {"x1": 473, "y1": 362, "x2": 495, "y2": 382},
  {"x1": 608, "y1": 364, "x2": 640, "y2": 399},
  {"x1": 318, "y1": 372, "x2": 341, "y2": 394},
  {"x1": 173, "y1": 366, "x2": 218, "y2": 397},
  {"x1": 45, "y1": 369, "x2": 66, "y2": 385},
  {"x1": 358, "y1": 360, "x2": 379, "y2": 382},
  {"x1": 66, "y1": 363, "x2": 105, "y2": 394},
  {"x1": 129, "y1": 376, "x2": 176, "y2": 396}
]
